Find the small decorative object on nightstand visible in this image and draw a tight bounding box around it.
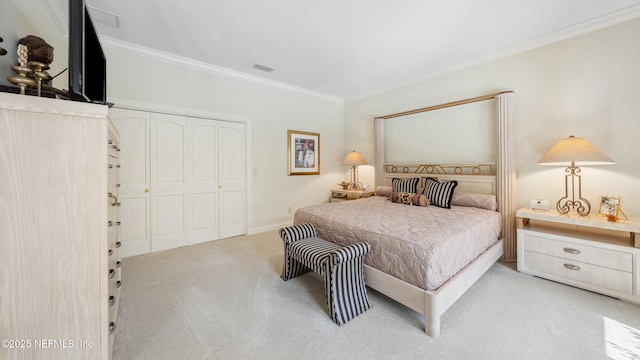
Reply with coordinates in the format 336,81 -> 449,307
331,189 -> 374,203
338,181 -> 350,190
516,207 -> 640,305
597,195 -> 628,222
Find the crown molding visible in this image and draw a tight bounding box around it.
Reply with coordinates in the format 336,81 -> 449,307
346,4 -> 640,103
40,0 -> 640,105
108,97 -> 250,124
41,0 -> 67,36
100,37 -> 343,104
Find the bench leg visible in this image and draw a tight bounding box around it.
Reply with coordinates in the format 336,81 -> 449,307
324,257 -> 371,325
281,245 -> 312,281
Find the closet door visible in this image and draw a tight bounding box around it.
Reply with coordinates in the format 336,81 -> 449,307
110,108 -> 151,257
150,113 -> 188,252
219,121 -> 246,238
187,118 -> 220,244
112,108 -> 246,256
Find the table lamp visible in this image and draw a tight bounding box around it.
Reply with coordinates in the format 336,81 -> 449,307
537,135 -> 614,216
343,150 -> 367,190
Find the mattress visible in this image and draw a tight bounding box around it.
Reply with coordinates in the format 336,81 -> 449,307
294,196 -> 502,291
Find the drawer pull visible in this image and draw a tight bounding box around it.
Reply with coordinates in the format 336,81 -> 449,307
116,261 -> 121,268
109,269 -> 115,279
564,263 -> 581,271
109,295 -> 115,307
108,249 -> 113,256
108,164 -> 113,169
563,248 -> 580,255
116,221 -> 121,226
108,139 -> 113,145
108,221 -> 113,227
116,280 -> 122,288
109,322 -> 116,334
115,241 -> 121,248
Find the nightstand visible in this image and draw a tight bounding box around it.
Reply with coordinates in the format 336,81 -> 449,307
516,207 -> 640,304
330,189 -> 375,203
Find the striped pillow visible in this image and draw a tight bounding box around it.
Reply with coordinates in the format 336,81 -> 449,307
391,177 -> 419,193
423,177 -> 458,208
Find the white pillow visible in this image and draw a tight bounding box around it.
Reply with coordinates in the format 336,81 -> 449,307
451,190 -> 497,211
375,185 -> 392,197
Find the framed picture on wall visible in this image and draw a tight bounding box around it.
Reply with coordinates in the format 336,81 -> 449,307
288,130 -> 320,175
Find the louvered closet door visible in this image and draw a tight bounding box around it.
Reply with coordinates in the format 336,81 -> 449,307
110,108 -> 151,257
187,118 -> 220,244
150,113 -> 188,252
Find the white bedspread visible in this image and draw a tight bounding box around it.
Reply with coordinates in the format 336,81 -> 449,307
294,196 -> 502,291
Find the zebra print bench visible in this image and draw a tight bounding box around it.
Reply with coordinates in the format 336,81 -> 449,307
280,223 -> 371,325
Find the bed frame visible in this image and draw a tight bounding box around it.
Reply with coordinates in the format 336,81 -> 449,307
364,163 -> 504,336
365,91 -> 515,336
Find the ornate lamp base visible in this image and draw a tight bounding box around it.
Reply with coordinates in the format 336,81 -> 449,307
556,162 -> 591,216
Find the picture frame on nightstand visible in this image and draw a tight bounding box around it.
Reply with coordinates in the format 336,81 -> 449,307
598,195 -> 626,221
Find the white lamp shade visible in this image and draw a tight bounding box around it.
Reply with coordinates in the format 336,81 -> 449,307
537,136 -> 615,166
342,151 -> 367,166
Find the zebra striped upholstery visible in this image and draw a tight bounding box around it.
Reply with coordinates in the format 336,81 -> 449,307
280,223 -> 372,325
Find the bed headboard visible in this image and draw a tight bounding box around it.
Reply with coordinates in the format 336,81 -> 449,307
374,92 -> 516,261
383,163 -> 496,195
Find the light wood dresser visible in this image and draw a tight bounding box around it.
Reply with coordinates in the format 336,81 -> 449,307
0,92 -> 121,359
516,207 -> 640,305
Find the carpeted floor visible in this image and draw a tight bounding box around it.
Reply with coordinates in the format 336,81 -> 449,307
113,230 -> 640,360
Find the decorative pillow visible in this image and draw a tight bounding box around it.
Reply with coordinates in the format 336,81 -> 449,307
451,190 -> 498,211
391,177 -> 419,193
375,185 -> 393,197
422,177 -> 458,209
388,192 -> 429,207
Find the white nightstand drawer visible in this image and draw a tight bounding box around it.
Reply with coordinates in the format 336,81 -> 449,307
523,232 -> 633,272
523,251 -> 633,295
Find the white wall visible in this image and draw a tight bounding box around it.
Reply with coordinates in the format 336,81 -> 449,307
345,18 -> 640,218
1,1 -> 345,234
5,3 -> 638,225
103,46 -> 345,233
1,1 -> 68,90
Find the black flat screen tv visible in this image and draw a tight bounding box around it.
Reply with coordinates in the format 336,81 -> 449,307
68,0 -> 109,106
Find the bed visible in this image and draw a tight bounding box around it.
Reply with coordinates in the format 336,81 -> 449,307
292,91 -> 516,336
294,165 -> 504,336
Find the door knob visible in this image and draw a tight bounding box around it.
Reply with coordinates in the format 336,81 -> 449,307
145,189 -> 150,192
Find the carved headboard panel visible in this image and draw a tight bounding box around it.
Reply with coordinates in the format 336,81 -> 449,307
383,163 -> 496,195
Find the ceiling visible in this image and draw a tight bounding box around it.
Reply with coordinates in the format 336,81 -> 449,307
48,0 -> 640,101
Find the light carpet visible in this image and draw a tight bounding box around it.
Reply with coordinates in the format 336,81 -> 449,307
113,230 -> 640,360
